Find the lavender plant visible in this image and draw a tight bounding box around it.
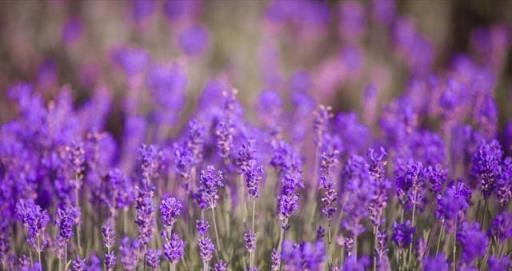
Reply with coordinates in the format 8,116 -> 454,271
1,1 -> 511,271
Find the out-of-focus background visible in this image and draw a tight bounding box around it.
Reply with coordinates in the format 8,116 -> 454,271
0,0 -> 511,133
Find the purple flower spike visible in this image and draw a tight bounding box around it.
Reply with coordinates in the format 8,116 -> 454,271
214,260 -> 228,271
194,166 -> 224,209
160,196 -> 183,228
178,25 -> 209,55
105,251 -> 116,270
164,233 -> 185,263
198,236 -> 215,263
135,188 -> 155,246
392,220 -> 415,248
313,105 -> 332,146
471,139 -> 503,198
70,257 -> 86,271
196,219 -> 210,237
489,211 -> 512,241
145,249 -> 161,269
244,231 -> 256,252
488,256 -> 511,271
15,199 -> 50,252
101,219 -> 116,249
457,221 -> 488,264
55,205 -> 80,242
120,238 -> 140,271
245,160 -> 264,199
423,253 -> 449,271
271,248 -> 281,271
436,181 -> 472,232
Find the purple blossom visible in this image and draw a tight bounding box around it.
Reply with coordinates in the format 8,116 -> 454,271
163,233 -> 185,263
112,47 -> 149,76
178,25 -> 209,55
55,205 -> 80,242
489,211 -> 512,241
196,219 -> 210,237
457,221 -> 488,264
15,199 -> 49,252
160,196 -> 183,228
214,260 -> 228,271
70,257 -> 86,271
313,105 -> 332,146
120,238 -> 140,271
244,231 -> 256,252
341,256 -> 370,271
392,220 -> 415,248
194,165 -> 224,209
135,188 -> 155,246
281,240 -> 326,271
144,249 -> 161,269
488,256 -> 511,271
471,139 -> 503,198
198,236 -> 215,263
422,253 -> 449,271
271,248 -> 280,271
105,251 -> 116,270
244,160 -> 264,199
394,159 -> 426,210
101,219 -> 116,249
436,181 -> 472,232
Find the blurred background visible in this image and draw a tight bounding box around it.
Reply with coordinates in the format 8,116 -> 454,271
0,0 -> 511,138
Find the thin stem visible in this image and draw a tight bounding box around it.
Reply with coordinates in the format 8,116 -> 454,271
436,224 -> 445,255
75,187 -> 82,256
452,225 -> 457,271
211,207 -> 222,255
240,174 -> 248,225
373,226 -> 378,271
250,199 -> 256,267
171,262 -> 176,271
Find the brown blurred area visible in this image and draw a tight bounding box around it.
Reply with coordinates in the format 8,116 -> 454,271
0,0 -> 511,124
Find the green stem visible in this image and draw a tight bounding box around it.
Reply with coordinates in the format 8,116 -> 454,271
211,207 -> 222,256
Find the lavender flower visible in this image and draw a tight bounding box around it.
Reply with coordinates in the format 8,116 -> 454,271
436,181 -> 472,232
341,256 -> 370,271
281,240 -> 326,271
271,248 -> 281,271
101,219 -> 116,249
196,219 -> 210,237
160,196 -> 183,228
144,249 -> 161,269
178,25 -> 209,55
198,236 -> 215,264
471,139 -> 502,198
120,238 -> 140,271
104,251 -> 116,270
488,256 -> 511,271
163,233 -> 185,263
457,221 -> 488,264
70,257 -> 86,271
214,260 -> 228,271
15,199 -> 49,252
194,166 -> 224,209
313,105 -> 332,145
392,220 -> 415,248
489,211 -> 512,241
244,231 -> 256,252
135,188 -> 155,246
395,159 -> 426,210
422,253 -> 449,271
55,205 -> 80,243
244,160 -> 264,199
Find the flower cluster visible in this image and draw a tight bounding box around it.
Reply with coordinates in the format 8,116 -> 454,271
1,0 -> 511,270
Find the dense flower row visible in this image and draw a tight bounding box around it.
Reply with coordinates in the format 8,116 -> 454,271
1,0 -> 511,271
